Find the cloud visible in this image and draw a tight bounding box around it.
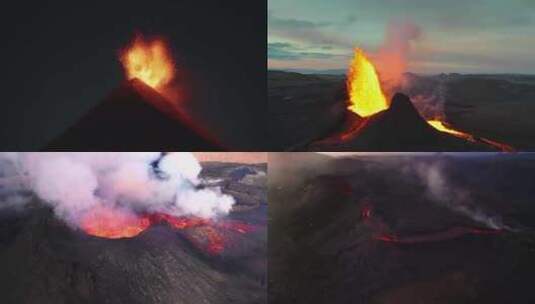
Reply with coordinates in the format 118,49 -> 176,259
268,42 -> 338,61
268,12 -> 354,49
268,14 -> 332,30
268,0 -> 535,73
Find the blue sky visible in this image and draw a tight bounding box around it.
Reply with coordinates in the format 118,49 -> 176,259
268,0 -> 535,74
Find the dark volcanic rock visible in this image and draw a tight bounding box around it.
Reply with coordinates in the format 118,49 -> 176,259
309,93 -> 494,151
0,163 -> 267,304
269,153 -> 535,304
268,71 -> 347,150
0,210 -> 264,304
270,71 -> 534,151
201,162 -> 267,211
46,79 -> 222,151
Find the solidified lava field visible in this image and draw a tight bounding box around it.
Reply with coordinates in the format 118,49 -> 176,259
0,162 -> 267,304
269,152 -> 535,304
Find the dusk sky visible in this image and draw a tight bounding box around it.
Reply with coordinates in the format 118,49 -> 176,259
268,0 -> 535,74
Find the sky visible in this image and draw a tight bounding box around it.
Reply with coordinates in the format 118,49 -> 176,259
268,0 -> 535,74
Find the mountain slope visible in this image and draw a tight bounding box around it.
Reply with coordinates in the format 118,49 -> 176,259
46,79 -> 221,150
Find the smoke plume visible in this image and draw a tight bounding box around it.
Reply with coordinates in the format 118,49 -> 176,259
0,152 -> 234,228
410,159 -> 505,230
408,76 -> 447,120
371,21 -> 448,120
374,20 -> 422,97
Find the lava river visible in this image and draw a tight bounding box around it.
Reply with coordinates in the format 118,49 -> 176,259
374,226 -> 503,244
358,204 -> 505,245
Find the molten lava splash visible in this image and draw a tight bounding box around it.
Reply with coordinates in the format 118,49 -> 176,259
343,47 -> 515,151
80,207 -> 151,239
347,48 -> 389,117
81,209 -> 255,255
120,34 -> 175,91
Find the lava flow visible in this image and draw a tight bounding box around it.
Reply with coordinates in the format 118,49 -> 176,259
80,207 -> 255,255
375,226 -> 503,244
428,120 -> 514,151
427,120 -> 471,138
119,34 -> 175,91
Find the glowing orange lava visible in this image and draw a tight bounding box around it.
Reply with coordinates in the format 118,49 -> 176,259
119,34 -> 175,91
80,207 -> 151,239
427,120 -> 514,151
149,213 -> 208,229
427,120 -> 471,139
347,48 -> 389,117
479,137 -> 515,152
345,47 -> 513,151
80,209 -> 255,255
219,220 -> 256,234
375,227 -> 503,244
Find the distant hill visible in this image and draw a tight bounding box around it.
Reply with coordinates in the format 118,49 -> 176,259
269,68 -> 346,75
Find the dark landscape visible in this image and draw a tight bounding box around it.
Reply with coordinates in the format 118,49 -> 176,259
269,152 -> 535,304
0,1 -> 267,150
269,71 -> 535,151
0,161 -> 267,304
46,79 -> 222,151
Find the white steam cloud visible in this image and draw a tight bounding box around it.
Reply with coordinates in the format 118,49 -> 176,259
0,152 -> 234,227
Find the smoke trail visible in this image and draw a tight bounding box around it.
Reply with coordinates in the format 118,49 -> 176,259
411,159 -> 505,230
0,152 -> 234,228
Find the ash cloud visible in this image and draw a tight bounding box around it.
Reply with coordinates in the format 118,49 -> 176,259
0,152 -> 234,228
